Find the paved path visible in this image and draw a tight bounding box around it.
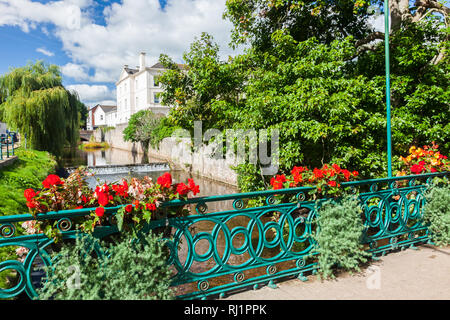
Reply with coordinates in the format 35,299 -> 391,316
224,245 -> 450,300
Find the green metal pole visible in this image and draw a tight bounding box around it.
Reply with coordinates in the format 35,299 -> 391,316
385,0 -> 392,178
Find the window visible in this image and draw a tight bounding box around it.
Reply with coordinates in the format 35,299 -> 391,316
136,97 -> 139,107
100,115 -> 104,121
125,99 -> 127,109
154,92 -> 161,104
153,75 -> 160,87
136,79 -> 138,89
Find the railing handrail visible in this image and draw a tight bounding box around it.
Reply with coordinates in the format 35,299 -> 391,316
0,171 -> 447,225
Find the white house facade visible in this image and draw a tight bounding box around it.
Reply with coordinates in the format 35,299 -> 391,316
114,52 -> 171,126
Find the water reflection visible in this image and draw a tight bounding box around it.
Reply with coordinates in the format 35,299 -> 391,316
61,147 -> 161,168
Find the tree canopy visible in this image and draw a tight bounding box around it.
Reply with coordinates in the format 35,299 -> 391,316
0,61 -> 82,157
153,1 -> 450,191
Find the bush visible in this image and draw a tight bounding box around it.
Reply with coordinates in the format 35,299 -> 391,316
37,232 -> 174,300
313,196 -> 370,279
423,183 -> 450,246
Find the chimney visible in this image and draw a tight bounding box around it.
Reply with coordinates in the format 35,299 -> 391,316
139,52 -> 146,71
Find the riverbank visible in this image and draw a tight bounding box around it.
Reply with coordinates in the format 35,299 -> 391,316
0,148 -> 57,217
0,148 -> 56,293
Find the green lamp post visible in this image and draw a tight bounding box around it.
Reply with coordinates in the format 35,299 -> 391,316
385,0 -> 392,177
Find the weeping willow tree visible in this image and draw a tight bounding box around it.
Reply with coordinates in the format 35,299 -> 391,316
0,61 -> 80,156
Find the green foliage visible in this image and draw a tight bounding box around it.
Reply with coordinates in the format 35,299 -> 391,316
313,197 -> 370,279
224,0 -> 374,50
423,182 -> 450,246
0,61 -> 81,156
157,14 -> 448,192
123,109 -> 177,149
37,232 -> 174,300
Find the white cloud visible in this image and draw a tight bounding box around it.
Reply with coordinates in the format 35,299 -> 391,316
36,47 -> 54,57
61,63 -> 90,81
66,84 -> 115,104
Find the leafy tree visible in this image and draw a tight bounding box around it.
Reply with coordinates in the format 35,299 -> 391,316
0,61 -> 81,156
157,1 -> 449,192
123,109 -> 167,151
159,33 -> 248,134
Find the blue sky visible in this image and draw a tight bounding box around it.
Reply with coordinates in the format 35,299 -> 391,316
0,0 -> 447,107
0,0 -> 236,106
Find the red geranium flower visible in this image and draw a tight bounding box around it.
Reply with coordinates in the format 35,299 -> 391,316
157,172 -> 172,188
24,189 -> 36,202
188,179 -> 200,195
26,201 -> 37,209
125,204 -> 133,213
97,192 -> 109,206
95,207 -> 105,217
327,180 -> 337,187
176,183 -> 190,196
42,174 -> 63,189
146,202 -> 157,211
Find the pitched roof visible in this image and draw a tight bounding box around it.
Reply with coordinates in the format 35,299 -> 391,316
99,105 -> 117,113
124,67 -> 139,75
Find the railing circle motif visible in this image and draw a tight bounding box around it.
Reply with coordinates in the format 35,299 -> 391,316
234,272 -> 245,283
196,202 -> 208,214
296,192 -> 306,202
198,280 -> 209,292
265,195 -> 276,206
296,258 -> 306,268
0,223 -> 15,238
232,199 -> 245,210
266,265 -> 277,275
57,218 -> 72,232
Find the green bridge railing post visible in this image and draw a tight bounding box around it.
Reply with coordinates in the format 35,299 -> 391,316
384,0 -> 393,178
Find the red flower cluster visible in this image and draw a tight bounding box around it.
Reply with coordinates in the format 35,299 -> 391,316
157,172 -> 172,188
270,163 -> 359,195
270,174 -> 287,190
176,178 -> 200,196
398,143 -> 449,175
23,171 -> 202,238
95,184 -> 112,207
146,202 -> 157,211
42,174 -> 63,189
112,180 -> 129,198
24,188 -> 38,209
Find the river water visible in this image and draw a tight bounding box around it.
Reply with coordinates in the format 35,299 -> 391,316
60,147 -> 239,202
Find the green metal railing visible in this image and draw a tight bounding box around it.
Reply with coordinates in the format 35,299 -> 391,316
0,131 -> 17,160
0,171 -> 447,300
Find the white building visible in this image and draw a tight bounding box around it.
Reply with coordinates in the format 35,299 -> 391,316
87,104 -> 117,130
114,52 -> 172,125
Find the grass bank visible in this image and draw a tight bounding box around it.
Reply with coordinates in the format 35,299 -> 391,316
0,148 -> 56,296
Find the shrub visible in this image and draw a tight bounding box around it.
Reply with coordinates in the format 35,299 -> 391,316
37,232 -> 174,300
313,196 -> 370,279
423,183 -> 450,246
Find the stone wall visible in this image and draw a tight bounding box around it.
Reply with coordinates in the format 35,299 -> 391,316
93,126 -> 238,186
